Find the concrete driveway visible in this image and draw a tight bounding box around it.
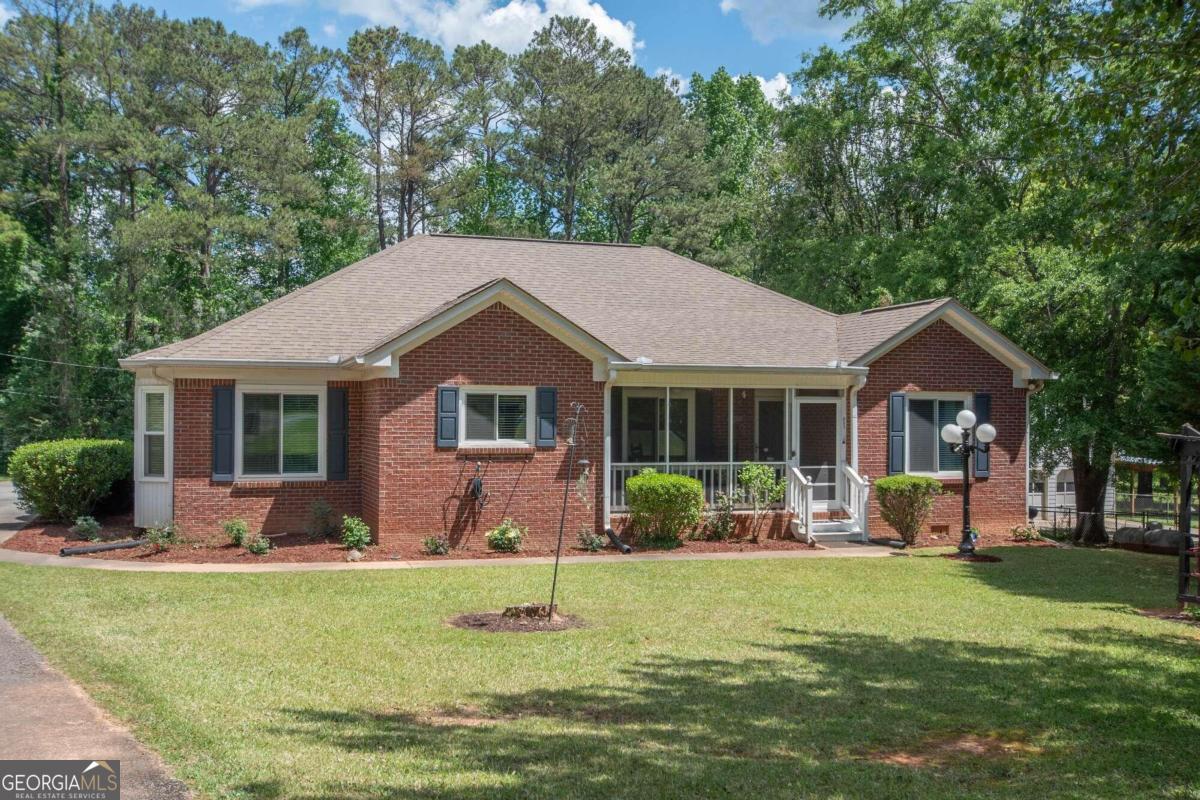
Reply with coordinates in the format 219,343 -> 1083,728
0,479 -> 33,544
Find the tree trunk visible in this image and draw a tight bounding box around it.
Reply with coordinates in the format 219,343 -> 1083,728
1071,450 -> 1111,544
373,144 -> 386,250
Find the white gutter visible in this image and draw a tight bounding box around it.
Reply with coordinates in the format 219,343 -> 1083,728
608,361 -> 870,376
119,357 -> 347,371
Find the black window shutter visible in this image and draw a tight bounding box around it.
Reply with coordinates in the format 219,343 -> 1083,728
536,387 -> 557,447
327,387 -> 349,480
974,392 -> 991,478
888,392 -> 906,475
436,386 -> 458,447
212,385 -> 234,481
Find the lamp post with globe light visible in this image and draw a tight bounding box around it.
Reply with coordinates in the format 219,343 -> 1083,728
940,409 -> 997,557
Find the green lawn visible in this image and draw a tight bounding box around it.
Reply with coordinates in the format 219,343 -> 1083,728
0,549 -> 1197,799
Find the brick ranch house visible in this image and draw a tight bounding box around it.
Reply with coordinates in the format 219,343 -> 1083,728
120,234 -> 1054,549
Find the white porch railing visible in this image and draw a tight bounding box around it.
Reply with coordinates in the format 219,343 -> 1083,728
787,465 -> 814,541
843,464 -> 870,540
609,461 -> 786,510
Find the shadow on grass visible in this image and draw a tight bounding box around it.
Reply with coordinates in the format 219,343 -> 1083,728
263,625 -> 1200,800
946,546 -> 1182,607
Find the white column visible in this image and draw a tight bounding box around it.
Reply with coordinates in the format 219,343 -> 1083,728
728,387 -> 735,492
603,379 -> 612,529
664,386 -> 671,469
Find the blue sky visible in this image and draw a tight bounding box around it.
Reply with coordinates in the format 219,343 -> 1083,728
0,0 -> 854,101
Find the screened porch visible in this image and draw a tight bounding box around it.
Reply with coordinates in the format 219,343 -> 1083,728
607,386 -> 850,512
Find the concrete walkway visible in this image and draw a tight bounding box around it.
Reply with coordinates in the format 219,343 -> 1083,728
0,616 -> 190,799
0,540 -> 894,573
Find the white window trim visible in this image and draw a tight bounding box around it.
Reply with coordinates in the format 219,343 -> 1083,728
905,392 -> 973,478
620,388 -> 696,462
235,384 -> 326,481
458,386 -> 535,449
135,385 -> 172,483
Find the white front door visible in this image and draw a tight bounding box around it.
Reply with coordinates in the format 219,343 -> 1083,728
792,397 -> 843,508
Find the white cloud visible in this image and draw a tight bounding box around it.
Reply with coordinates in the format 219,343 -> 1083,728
755,72 -> 791,107
719,0 -> 849,44
0,4 -> 13,25
322,22 -> 338,37
239,0 -> 641,57
654,67 -> 689,97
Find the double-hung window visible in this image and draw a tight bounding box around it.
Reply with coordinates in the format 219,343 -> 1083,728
139,388 -> 168,479
906,396 -> 968,475
460,387 -> 533,446
238,387 -> 324,478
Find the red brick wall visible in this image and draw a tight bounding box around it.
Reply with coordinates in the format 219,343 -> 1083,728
362,303 -> 604,550
858,320 -> 1027,546
171,378 -> 362,539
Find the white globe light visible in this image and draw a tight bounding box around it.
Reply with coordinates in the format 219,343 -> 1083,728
956,409 -> 977,429
940,424 -> 963,444
975,423 -> 997,443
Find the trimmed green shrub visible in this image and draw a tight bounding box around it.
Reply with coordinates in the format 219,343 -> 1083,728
223,518 -> 249,547
485,518 -> 525,552
245,534 -> 271,556
9,439 -> 133,522
71,515 -> 103,542
305,499 -> 338,540
144,521 -> 179,552
874,475 -> 943,545
625,469 -> 704,544
341,515 -> 371,550
422,535 -> 450,555
577,527 -> 605,552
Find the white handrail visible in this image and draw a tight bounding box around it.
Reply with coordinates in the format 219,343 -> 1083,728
788,465 -> 814,543
842,464 -> 870,540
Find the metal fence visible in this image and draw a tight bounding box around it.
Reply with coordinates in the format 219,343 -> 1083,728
1028,505 -> 1178,542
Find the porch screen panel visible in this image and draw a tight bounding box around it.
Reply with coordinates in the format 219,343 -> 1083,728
936,400 -> 965,472
907,400 -> 936,473
668,397 -> 688,460
625,395 -> 659,462
243,393 -> 281,475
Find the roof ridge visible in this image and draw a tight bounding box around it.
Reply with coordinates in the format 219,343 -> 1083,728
138,238 -> 420,359
645,246 -> 839,319
429,232 -> 640,248
850,297 -> 950,316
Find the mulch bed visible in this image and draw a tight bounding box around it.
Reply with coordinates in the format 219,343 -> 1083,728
940,553 -> 1004,563
1137,608 -> 1200,629
447,611 -> 586,633
2,516 -> 816,564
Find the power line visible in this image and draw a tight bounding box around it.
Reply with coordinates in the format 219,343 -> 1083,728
0,387 -> 130,405
0,352 -> 125,372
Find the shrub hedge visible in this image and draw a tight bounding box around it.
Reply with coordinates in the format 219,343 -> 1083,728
8,439 -> 133,522
625,469 -> 705,543
873,474 -> 942,545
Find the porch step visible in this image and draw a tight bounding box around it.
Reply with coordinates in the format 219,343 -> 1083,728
790,517 -> 864,543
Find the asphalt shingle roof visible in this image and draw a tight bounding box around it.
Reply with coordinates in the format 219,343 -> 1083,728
126,235 -> 957,369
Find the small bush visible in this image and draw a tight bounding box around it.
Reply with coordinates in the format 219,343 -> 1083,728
704,491 -> 736,541
738,463 -> 786,542
1011,524 -> 1041,542
625,469 -> 704,544
341,515 -> 372,550
577,527 -> 605,552
144,522 -> 179,553
486,518 -> 525,552
71,515 -> 103,542
305,499 -> 338,540
9,439 -> 133,522
222,518 -> 249,547
245,534 -> 271,556
422,535 -> 450,555
874,475 -> 942,545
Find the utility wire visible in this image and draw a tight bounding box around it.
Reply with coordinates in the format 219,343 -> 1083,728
0,387 -> 130,404
0,352 -> 125,372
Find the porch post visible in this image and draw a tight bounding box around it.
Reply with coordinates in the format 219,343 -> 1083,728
664,386 -> 671,470
785,387 -> 794,464
603,379 -> 612,528
728,387 -> 735,494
